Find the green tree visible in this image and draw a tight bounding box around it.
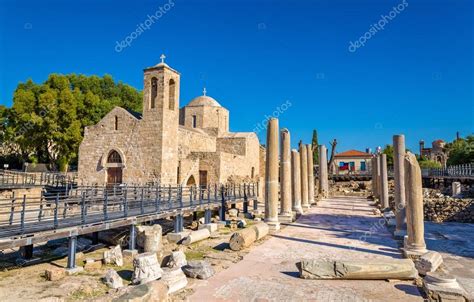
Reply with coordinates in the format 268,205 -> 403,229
382,144 -> 394,168
446,135 -> 474,165
6,74 -> 142,171
419,159 -> 442,169
312,129 -> 319,163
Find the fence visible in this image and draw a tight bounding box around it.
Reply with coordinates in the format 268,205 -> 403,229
0,183 -> 256,239
0,169 -> 77,188
423,163 -> 474,178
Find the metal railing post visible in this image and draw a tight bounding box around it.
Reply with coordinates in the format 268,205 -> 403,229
220,185 -> 226,221
104,190 -> 109,221
140,187 -> 144,215
38,190 -> 44,222
155,185 -> 160,212
168,185 -> 172,210
20,195 -> 26,233
81,192 -> 86,224
8,192 -> 16,225
54,193 -> 59,228
123,186 -> 128,217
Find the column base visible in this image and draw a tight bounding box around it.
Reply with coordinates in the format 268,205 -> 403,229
292,206 -> 303,215
302,204 -> 311,210
423,272 -> 469,302
266,221 -> 280,232
65,266 -> 84,275
278,213 -> 293,223
403,244 -> 428,260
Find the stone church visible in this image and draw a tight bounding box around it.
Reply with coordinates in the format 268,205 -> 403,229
78,57 -> 261,186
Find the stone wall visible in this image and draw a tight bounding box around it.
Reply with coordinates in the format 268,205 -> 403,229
178,127 -> 216,158
78,107 -> 146,185
216,137 -> 246,156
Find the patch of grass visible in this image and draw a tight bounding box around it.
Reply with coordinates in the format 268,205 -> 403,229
68,286 -> 107,301
184,250 -> 205,261
218,227 -> 232,234
68,285 -> 107,301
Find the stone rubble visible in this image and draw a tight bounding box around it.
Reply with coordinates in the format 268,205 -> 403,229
103,245 -> 124,267
103,269 -> 124,289
166,251 -> 187,269
44,267 -> 65,281
182,260 -> 215,280
137,225 -> 163,253
132,252 -> 163,285
415,251 -> 443,276
160,267 -> 188,294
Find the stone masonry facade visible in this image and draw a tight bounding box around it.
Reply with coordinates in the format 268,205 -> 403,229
78,59 -> 260,186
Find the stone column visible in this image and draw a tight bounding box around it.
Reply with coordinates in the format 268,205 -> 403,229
265,118 -> 280,231
318,145 -> 329,197
380,154 -> 389,210
371,156 -> 378,199
404,152 -> 427,258
393,134 -> 407,238
452,182 -> 461,197
306,144 -> 315,205
291,149 -> 303,214
376,154 -> 382,199
279,128 -> 292,222
300,142 -> 309,209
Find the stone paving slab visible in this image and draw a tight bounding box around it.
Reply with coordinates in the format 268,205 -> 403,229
424,221 -> 474,300
189,196 -> 423,301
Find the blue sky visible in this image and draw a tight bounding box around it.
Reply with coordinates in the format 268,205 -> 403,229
0,0 -> 472,153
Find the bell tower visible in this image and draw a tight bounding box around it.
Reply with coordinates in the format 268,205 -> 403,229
141,55 -> 180,184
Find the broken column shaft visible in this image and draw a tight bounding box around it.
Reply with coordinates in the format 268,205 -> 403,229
404,152 -> 427,258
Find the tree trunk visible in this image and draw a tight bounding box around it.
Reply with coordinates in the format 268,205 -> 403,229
328,139 -> 337,174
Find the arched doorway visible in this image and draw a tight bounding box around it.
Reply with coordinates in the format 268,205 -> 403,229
107,150 -> 123,186
186,175 -> 196,186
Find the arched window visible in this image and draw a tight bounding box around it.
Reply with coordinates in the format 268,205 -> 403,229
251,167 -> 255,178
107,150 -> 122,163
169,79 -> 175,110
151,77 -> 158,109
186,175 -> 196,186
192,115 -> 197,128
114,116 -> 118,131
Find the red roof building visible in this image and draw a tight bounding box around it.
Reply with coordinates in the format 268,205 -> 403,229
333,149 -> 372,174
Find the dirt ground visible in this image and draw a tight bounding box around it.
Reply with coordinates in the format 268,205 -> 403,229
0,216 -> 269,301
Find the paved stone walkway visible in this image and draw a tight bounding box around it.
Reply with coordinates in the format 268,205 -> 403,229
190,196 -> 423,301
